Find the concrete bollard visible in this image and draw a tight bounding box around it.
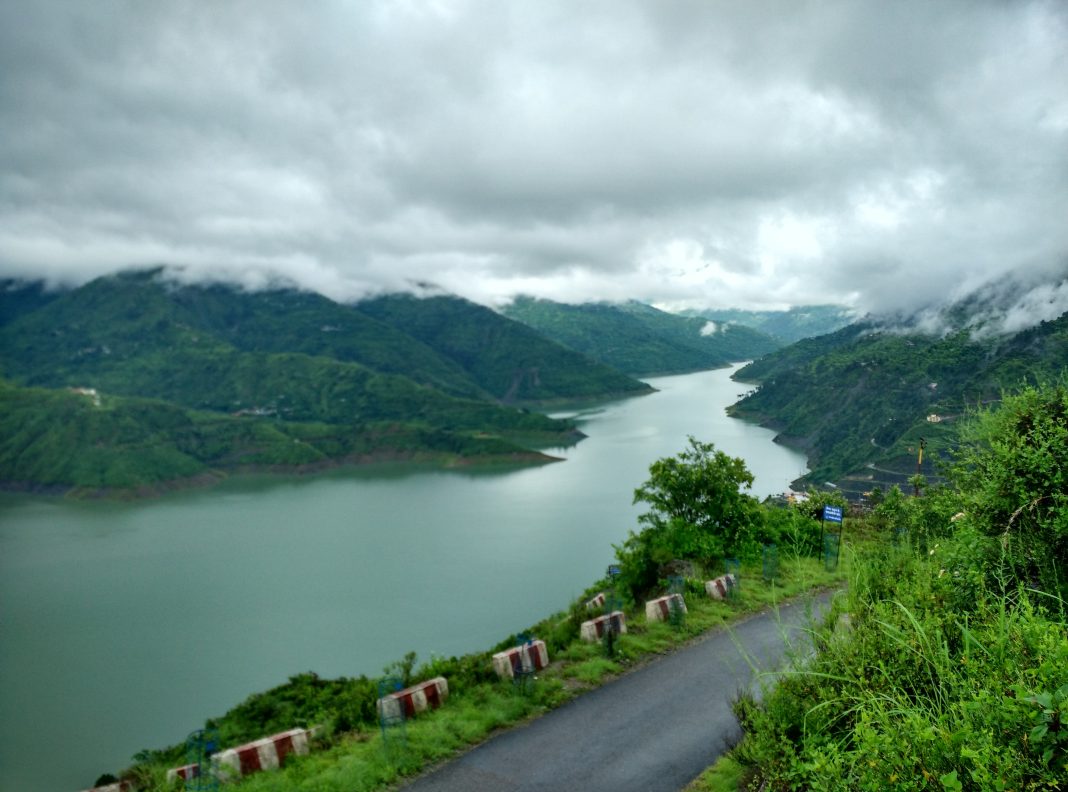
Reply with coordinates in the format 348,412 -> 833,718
705,573 -> 738,600
165,763 -> 200,783
211,727 -> 312,783
493,639 -> 550,680
645,593 -> 687,622
375,676 -> 449,722
580,611 -> 627,642
585,591 -> 606,610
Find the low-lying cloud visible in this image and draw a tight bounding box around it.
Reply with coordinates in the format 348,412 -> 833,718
1,1 -> 1065,322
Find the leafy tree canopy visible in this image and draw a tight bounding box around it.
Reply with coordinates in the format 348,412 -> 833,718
633,436 -> 757,538
615,437 -> 760,598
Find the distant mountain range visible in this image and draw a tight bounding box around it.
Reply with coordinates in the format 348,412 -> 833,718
681,305 -> 856,344
0,271 -> 657,494
500,297 -> 781,375
5,268 -> 921,497
730,305 -> 1068,495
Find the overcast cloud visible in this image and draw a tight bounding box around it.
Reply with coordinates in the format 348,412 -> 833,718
1,0 -> 1066,318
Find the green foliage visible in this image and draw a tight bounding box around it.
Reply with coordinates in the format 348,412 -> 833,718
792,487 -> 848,522
736,553 -> 1068,790
615,437 -> 761,599
950,381 -> 1068,594
381,651 -> 418,688
729,381 -> 1068,790
0,278 -> 60,326
761,505 -> 822,559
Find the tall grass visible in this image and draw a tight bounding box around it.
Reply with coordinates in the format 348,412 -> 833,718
733,538 -> 1068,790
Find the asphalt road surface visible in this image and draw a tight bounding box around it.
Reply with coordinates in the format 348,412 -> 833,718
401,591 -> 833,792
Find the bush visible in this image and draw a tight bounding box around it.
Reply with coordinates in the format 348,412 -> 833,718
951,382 -> 1068,595
737,549 -> 1068,789
732,384 -> 1068,789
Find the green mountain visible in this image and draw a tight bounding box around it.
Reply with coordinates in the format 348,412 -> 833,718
0,278 -> 62,327
683,305 -> 855,343
356,293 -> 653,401
500,297 -> 781,375
0,270 -> 659,493
2,271 -> 486,400
730,312 -> 1068,493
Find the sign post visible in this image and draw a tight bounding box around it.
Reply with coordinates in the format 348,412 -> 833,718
822,504 -> 844,569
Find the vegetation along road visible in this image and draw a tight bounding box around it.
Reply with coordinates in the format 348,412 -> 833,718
402,591 -> 833,792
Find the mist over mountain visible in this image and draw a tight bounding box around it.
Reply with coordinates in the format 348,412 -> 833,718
731,299 -> 1068,493
874,271 -> 1068,339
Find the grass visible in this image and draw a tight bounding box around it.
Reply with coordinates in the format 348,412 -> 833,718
684,754 -> 749,792
712,528 -> 1068,790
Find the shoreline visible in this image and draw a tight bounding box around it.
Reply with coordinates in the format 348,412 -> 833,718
0,448 -> 564,502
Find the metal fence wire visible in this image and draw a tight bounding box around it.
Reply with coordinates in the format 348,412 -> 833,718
762,543 -> 779,582
823,532 -> 841,570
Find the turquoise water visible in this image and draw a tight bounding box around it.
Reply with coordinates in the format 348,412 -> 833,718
0,365 -> 806,792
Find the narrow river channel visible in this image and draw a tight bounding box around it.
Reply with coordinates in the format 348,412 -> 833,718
0,364 -> 806,792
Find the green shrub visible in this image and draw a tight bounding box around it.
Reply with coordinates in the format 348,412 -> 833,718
615,437 -> 766,600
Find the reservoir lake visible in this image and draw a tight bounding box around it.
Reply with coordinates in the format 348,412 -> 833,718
0,365 -> 807,792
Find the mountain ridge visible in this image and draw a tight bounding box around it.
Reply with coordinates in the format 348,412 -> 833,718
729,308 -> 1068,494
500,296 -> 781,375
0,270 -> 651,494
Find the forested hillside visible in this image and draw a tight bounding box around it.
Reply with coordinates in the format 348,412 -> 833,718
357,293 -> 651,401
730,312 -> 1068,490
501,296 -> 780,375
0,270 -> 654,494
0,380 -> 550,493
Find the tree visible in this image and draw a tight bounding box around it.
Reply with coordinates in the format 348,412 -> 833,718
615,437 -> 759,598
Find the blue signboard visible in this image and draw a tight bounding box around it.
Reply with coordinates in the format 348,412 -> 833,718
823,505 -> 843,523
606,564 -> 622,578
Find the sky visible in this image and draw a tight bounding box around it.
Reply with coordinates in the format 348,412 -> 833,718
1,0 -> 1066,320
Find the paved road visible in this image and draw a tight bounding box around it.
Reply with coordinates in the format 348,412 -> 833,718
401,592 -> 833,792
